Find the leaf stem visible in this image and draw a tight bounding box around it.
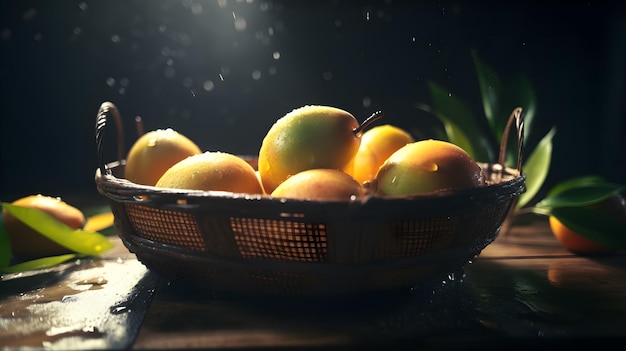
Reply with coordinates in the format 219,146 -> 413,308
514,206 -> 551,217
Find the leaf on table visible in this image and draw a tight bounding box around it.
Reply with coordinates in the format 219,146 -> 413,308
1,254 -> 77,274
536,182 -> 626,209
516,127 -> 556,208
550,207 -> 626,249
1,203 -> 114,256
84,211 -> 115,233
546,175 -> 606,198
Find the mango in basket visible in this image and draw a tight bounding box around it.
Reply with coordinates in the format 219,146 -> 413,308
271,168 -> 364,201
258,105 -> 380,194
125,128 -> 201,186
155,151 -> 264,194
350,124 -> 414,184
2,194 -> 85,258
375,139 -> 485,196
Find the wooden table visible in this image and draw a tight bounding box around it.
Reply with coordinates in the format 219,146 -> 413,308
2,218 -> 625,349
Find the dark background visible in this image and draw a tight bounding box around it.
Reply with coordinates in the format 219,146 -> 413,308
1,0 -> 625,205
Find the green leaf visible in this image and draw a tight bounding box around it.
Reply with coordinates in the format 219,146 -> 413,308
0,219 -> 11,270
497,75 -> 537,165
536,183 -> 626,209
427,81 -> 492,162
516,127 -> 556,208
496,74 -> 537,145
550,207 -> 626,249
441,120 -> 476,159
472,50 -> 502,131
1,254 -> 78,274
546,175 -> 606,198
1,203 -> 114,256
472,51 -> 537,162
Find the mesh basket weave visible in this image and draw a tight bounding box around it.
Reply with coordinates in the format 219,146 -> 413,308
94,102 -> 526,297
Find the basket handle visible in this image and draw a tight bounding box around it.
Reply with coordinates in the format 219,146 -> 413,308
95,101 -> 125,175
498,107 -> 525,174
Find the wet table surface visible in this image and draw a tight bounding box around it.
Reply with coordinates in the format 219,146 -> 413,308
1,217 -> 625,350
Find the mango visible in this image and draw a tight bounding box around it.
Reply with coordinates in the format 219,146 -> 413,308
350,124 -> 414,184
155,151 -> 264,195
125,128 -> 201,186
258,105 -> 362,194
271,169 -> 364,201
375,139 -> 485,196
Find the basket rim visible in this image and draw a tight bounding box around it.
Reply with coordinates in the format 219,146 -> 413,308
95,160 -> 525,206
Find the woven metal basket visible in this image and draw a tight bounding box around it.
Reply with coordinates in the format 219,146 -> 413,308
94,102 -> 526,297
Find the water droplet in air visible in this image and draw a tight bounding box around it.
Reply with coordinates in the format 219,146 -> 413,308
164,67 -> 176,78
1,29 -> 11,41
362,97 -> 371,108
234,17 -> 247,31
22,8 -> 37,21
190,3 -> 203,14
203,80 -> 215,91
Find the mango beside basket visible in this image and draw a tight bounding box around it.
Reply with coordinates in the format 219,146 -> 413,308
94,102 -> 526,297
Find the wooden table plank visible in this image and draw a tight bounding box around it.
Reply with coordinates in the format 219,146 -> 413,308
0,238 -> 161,350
